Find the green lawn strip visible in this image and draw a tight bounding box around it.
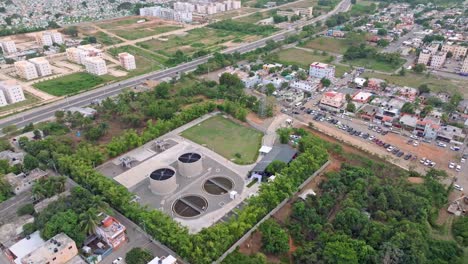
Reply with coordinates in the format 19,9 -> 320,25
181,115 -> 263,165
345,57 -> 403,73
0,92 -> 40,113
33,72 -> 112,96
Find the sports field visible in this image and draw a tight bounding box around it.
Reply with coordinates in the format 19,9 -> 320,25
181,115 -> 263,165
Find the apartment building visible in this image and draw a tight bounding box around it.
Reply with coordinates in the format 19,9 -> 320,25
118,52 -> 136,70
309,62 -> 335,79
0,80 -> 26,104
430,51 -> 446,68
417,49 -> 431,65
320,91 -> 346,111
96,215 -> 127,249
1,40 -> 17,54
426,42 -> 440,55
29,57 -> 52,77
35,31 -> 64,46
84,57 -> 107,76
441,43 -> 467,59
66,45 -> 103,64
14,61 -> 38,80
0,90 -> 8,107
20,233 -> 78,264
140,6 -> 192,23
461,56 -> 468,75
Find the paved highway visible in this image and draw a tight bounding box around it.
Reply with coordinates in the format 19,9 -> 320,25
0,0 -> 350,129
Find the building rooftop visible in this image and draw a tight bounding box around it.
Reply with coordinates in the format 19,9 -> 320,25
310,62 -> 334,69
21,233 -> 76,264
252,144 -> 297,173
8,231 -> 46,264
29,57 -> 49,63
98,216 -> 126,239
148,255 -> 177,264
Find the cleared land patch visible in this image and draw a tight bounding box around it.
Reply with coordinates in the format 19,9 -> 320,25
181,115 -> 262,164
301,37 -> 350,54
108,45 -> 166,76
97,17 -> 182,40
33,72 -> 112,96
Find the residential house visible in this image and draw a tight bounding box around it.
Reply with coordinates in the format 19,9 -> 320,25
320,91 -> 345,112
95,215 -> 127,249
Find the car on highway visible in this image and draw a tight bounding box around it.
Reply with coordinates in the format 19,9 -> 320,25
454,184 -> 463,191
437,142 -> 447,148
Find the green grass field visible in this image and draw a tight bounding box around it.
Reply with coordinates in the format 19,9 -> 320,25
236,11 -> 273,23
361,72 -> 466,96
108,45 -> 166,76
301,37 -> 350,54
111,26 -> 182,40
181,115 -> 263,164
346,57 -> 404,73
276,48 -> 351,77
0,92 -> 39,113
93,31 -> 123,45
97,17 -> 143,29
33,72 -> 112,96
137,27 -> 248,58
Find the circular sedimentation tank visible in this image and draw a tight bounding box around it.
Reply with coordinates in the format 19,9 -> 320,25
149,167 -> 177,195
177,152 -> 203,178
172,195 -> 208,218
203,176 -> 234,195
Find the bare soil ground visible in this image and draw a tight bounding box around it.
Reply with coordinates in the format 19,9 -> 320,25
408,177 -> 425,184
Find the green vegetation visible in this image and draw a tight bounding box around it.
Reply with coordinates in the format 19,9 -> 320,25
343,44 -> 405,72
32,176 -> 67,201
97,17 -> 143,29
300,37 -> 352,54
92,31 -> 123,45
112,26 -> 182,40
181,115 -> 262,164
259,219 -> 290,254
17,203 -> 35,216
275,48 -> 351,76
33,72 -> 111,96
236,11 -> 272,23
453,215 -> 468,246
208,19 -> 277,36
108,45 -> 165,76
0,92 -> 40,113
361,72 -> 466,96
125,248 -> 154,264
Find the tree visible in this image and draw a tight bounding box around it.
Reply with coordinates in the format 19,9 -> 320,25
23,154 -> 39,171
125,248 -> 154,264
297,70 -> 308,80
446,51 -> 453,58
418,84 -> 430,95
17,203 -> 35,216
377,39 -> 389,47
453,217 -> 468,246
265,83 -> 275,96
22,123 -> 34,133
219,73 -> 244,88
321,78 -> 331,87
80,208 -> 99,235
401,102 -> 415,114
259,219 -> 289,254
377,29 -> 387,36
351,0 -> 356,4
62,26 -> 78,37
265,160 -> 287,175
345,94 -> 352,102
398,68 -> 405,76
277,128 -> 291,144
33,129 -> 42,140
413,63 -> 426,73
346,102 -> 356,113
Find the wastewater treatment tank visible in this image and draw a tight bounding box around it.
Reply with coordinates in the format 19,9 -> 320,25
149,167 -> 177,195
177,152 -> 203,178
172,195 -> 208,218
203,176 -> 234,195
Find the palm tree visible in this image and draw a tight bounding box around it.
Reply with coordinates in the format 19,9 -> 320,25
90,195 -> 109,213
80,208 -> 100,235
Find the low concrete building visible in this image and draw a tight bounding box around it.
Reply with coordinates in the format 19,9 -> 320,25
0,80 -> 26,104
118,52 -> 136,71
6,168 -> 48,194
20,233 -> 78,264
309,62 -> 335,79
83,57 -> 107,76
320,91 -> 345,112
430,51 -> 446,68
67,107 -> 97,118
14,61 -> 38,80
29,57 -> 52,77
0,150 -> 24,166
352,91 -> 373,103
96,215 -> 127,249
6,231 -> 45,264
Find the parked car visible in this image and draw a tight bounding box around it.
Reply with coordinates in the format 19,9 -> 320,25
387,146 -> 394,152
410,134 -> 418,139
437,142 -> 447,148
397,151 -> 404,157
112,257 -> 123,264
450,146 -> 460,151
404,154 -> 412,160
413,141 -> 419,147
456,165 -> 461,172
449,162 -> 455,169
454,184 -> 463,191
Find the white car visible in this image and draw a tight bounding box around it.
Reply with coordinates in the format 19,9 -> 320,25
112,257 -> 123,264
450,146 -> 460,151
420,157 -> 426,164
454,184 -> 464,191
437,142 -> 447,148
456,165 -> 461,172
413,141 -> 419,147
449,162 -> 455,169
369,135 -> 375,140
430,162 -> 436,167
424,160 -> 431,166
462,158 -> 466,163
410,134 -> 418,139
387,146 -> 394,152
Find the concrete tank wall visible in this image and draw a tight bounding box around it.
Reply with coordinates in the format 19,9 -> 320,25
178,152 -> 203,178
149,166 -> 177,195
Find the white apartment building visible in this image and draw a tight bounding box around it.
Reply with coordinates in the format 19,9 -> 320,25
309,62 -> 335,79
66,45 -> 103,64
14,61 -> 38,80
417,49 -> 431,65
174,2 -> 195,12
0,80 -> 26,104
36,32 -> 53,46
1,40 -> 17,54
29,57 -> 52,76
461,57 -> 468,75
140,6 -> 192,23
430,51 -> 446,68
0,90 -> 8,107
84,57 -> 108,76
427,43 -> 440,55
118,52 -> 136,70
441,43 -> 467,59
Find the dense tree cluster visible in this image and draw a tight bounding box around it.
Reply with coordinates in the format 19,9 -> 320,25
288,164 -> 460,264
208,20 -> 276,36
344,44 -> 404,68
